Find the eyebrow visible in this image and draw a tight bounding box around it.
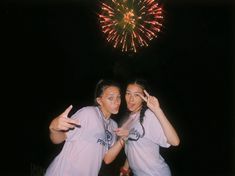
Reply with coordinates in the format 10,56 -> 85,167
126,90 -> 143,94
106,93 -> 121,96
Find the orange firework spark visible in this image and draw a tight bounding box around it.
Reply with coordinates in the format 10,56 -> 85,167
98,0 -> 163,53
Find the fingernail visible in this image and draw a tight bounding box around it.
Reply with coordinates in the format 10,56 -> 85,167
75,124 -> 81,128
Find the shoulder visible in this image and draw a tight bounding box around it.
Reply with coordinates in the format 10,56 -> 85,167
144,109 -> 159,122
144,109 -> 155,117
76,106 -> 97,113
110,119 -> 118,127
72,106 -> 98,118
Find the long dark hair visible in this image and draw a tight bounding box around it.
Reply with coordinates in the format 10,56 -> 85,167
125,78 -> 151,140
94,79 -> 121,106
126,78 -> 150,122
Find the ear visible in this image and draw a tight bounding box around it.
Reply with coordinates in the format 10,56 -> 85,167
96,97 -> 102,106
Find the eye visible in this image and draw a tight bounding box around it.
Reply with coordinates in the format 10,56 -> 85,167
134,93 -> 140,98
108,97 -> 114,101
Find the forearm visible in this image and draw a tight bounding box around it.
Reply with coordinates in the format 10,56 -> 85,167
49,126 -> 67,144
104,138 -> 124,164
120,159 -> 130,176
153,108 -> 180,146
123,159 -> 129,170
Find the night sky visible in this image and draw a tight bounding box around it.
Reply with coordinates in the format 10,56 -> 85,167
1,0 -> 234,175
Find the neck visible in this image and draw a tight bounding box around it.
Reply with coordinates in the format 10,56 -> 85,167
99,106 -> 110,119
130,111 -> 140,115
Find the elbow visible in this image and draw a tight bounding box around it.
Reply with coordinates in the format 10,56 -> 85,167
49,131 -> 66,144
103,157 -> 112,165
51,140 -> 63,144
171,138 -> 180,146
50,136 -> 65,144
103,154 -> 115,164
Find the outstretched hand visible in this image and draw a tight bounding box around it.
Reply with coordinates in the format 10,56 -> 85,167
50,105 -> 80,132
137,90 -> 160,111
114,128 -> 129,138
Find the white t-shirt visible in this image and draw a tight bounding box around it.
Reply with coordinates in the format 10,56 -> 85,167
124,109 -> 171,176
45,106 -> 118,176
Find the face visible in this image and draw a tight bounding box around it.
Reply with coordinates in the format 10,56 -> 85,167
97,86 -> 121,118
125,83 -> 145,113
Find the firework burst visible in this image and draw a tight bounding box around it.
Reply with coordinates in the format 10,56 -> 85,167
98,0 -> 164,53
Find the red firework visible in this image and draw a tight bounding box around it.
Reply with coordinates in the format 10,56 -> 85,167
98,0 -> 164,53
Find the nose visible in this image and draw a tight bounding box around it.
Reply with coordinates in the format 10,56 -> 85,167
114,98 -> 121,106
129,95 -> 134,102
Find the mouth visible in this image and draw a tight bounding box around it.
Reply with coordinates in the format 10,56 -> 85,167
113,107 -> 119,112
128,103 -> 136,109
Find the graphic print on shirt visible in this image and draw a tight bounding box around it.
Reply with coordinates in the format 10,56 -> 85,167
128,123 -> 145,141
105,129 -> 113,149
129,128 -> 141,141
97,129 -> 114,149
96,107 -> 115,150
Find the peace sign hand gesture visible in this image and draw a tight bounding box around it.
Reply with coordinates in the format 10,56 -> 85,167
137,90 -> 160,112
138,90 -> 181,147
50,105 -> 80,132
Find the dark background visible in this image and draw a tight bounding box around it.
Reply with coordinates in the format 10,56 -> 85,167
1,0 -> 234,175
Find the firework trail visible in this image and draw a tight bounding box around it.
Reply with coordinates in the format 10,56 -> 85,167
98,0 -> 163,53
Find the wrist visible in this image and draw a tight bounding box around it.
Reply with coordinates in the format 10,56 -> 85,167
153,106 -> 161,112
153,107 -> 163,116
49,125 -> 61,134
119,139 -> 124,147
121,136 -> 128,142
120,166 -> 130,176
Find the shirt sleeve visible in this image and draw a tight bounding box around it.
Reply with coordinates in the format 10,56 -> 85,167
145,109 -> 170,148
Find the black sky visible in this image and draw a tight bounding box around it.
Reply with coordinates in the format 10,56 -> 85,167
1,0 -> 235,175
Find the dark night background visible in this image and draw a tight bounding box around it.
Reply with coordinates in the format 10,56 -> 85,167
1,0 -> 234,175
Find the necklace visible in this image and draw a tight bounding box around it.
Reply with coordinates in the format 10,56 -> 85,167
97,107 -> 110,129
97,107 -> 113,149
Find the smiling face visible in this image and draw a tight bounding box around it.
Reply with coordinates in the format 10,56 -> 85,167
125,83 -> 145,113
96,86 -> 121,118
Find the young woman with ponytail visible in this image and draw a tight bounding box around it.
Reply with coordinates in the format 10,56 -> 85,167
119,79 -> 180,176
45,79 -> 128,176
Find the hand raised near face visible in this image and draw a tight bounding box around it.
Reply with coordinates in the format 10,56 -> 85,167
137,90 -> 160,111
50,105 -> 80,132
114,128 -> 129,138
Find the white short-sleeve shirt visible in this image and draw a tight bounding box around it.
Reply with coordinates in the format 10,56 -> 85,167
124,109 -> 171,176
45,106 -> 117,176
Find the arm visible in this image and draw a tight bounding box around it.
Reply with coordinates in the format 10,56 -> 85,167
49,127 -> 67,144
103,128 -> 129,164
103,138 -> 125,164
49,105 -> 80,144
120,159 -> 130,176
140,90 -> 180,146
152,107 -> 180,146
